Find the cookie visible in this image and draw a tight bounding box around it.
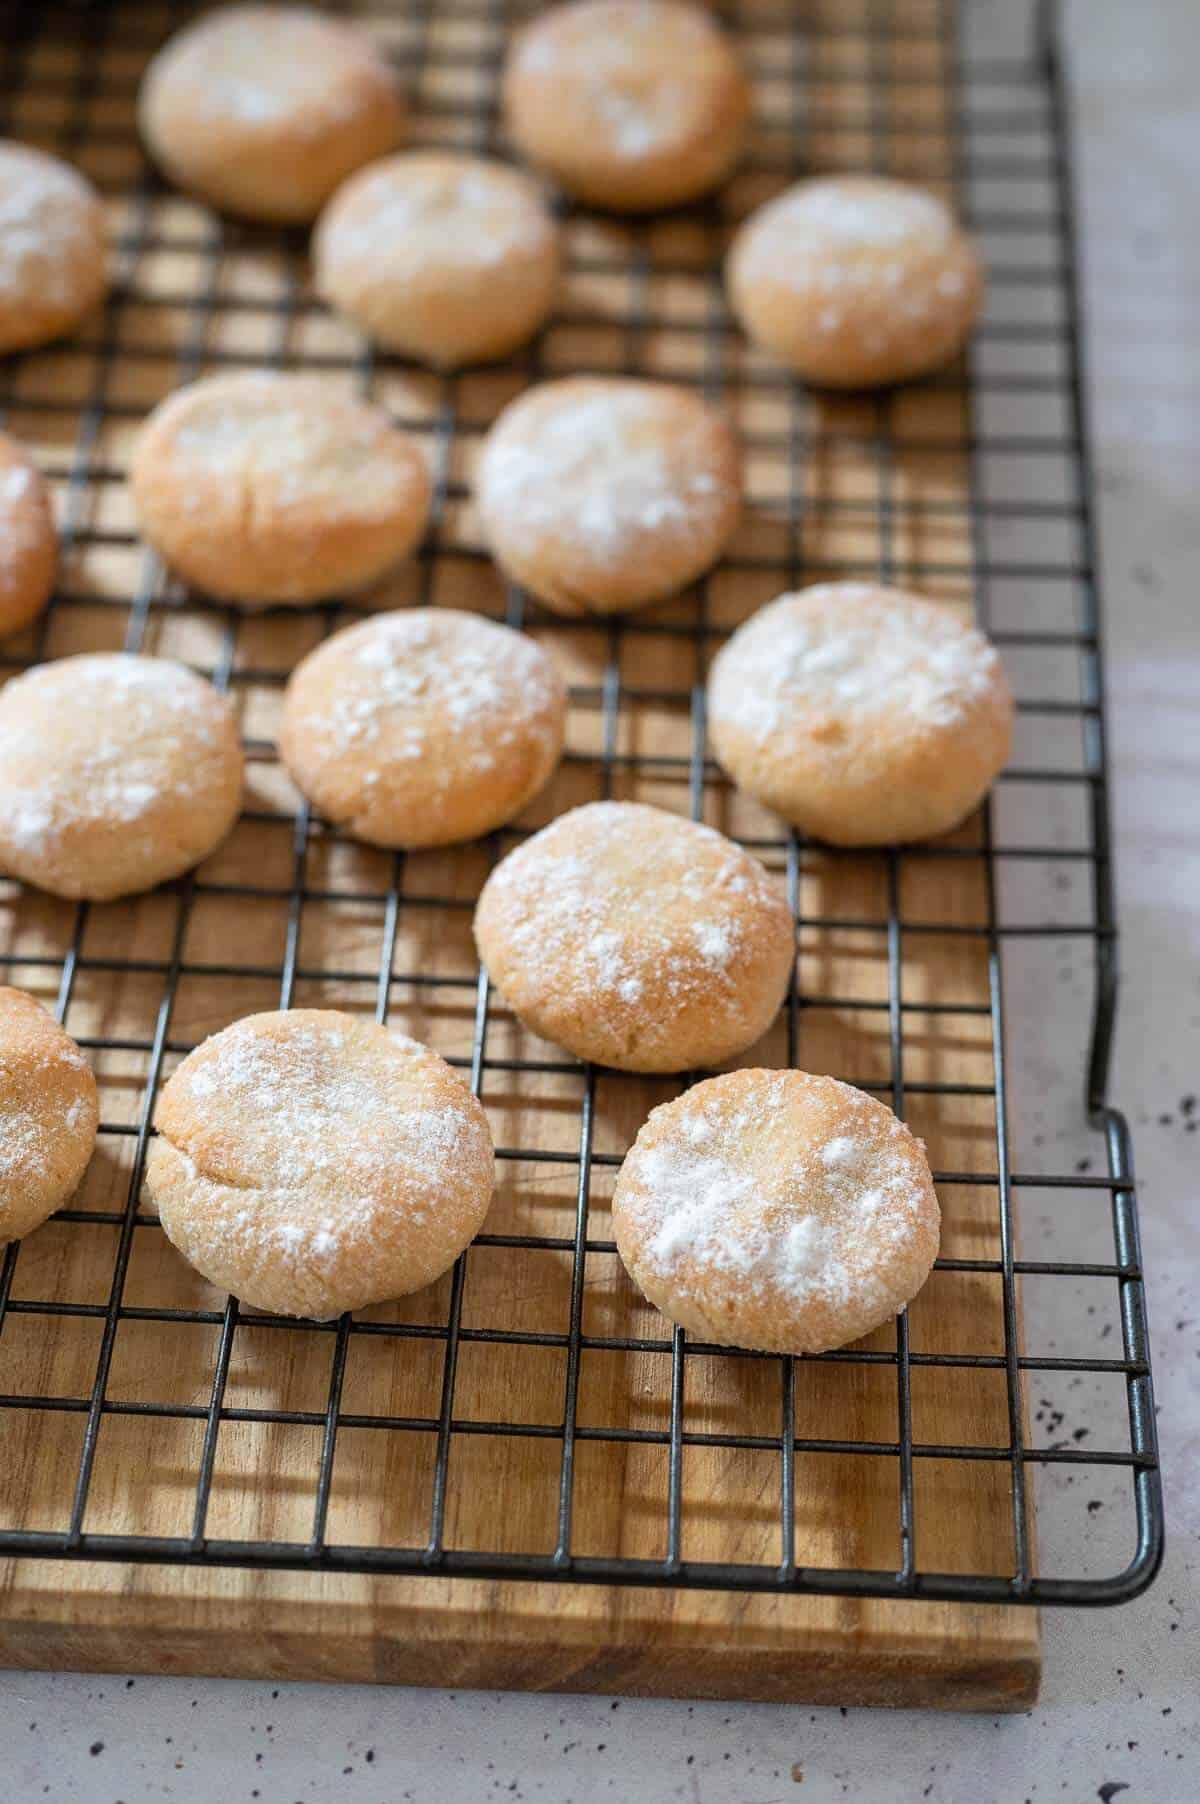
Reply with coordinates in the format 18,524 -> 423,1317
314,152 -> 560,367
0,434 -> 56,638
0,141 -> 106,354
0,653 -> 244,900
612,1068 -> 940,1352
280,607 -> 567,849
474,800 -> 793,1072
138,5 -> 404,222
707,583 -> 1013,845
503,0 -> 749,211
130,373 -> 431,607
727,175 -> 984,387
147,1010 -> 495,1319
475,376 -> 742,617
0,987 -> 98,1246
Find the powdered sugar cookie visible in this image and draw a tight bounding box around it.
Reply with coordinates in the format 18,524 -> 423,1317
727,176 -> 984,388
0,141 -> 106,354
0,434 -> 56,638
503,1 -> 749,211
0,987 -> 98,1246
147,1010 -> 494,1319
280,608 -> 567,848
708,584 -> 1012,845
475,377 -> 742,617
613,1068 -> 940,1352
314,152 -> 560,367
474,801 -> 793,1073
0,653 -> 243,900
130,373 -> 431,607
139,6 -> 404,223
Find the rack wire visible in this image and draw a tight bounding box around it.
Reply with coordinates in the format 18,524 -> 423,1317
0,0 -> 1163,1610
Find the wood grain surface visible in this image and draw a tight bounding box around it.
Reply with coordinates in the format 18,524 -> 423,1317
0,0 -> 1039,1707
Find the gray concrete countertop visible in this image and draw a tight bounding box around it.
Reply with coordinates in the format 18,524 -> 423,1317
3,0 -> 1197,1797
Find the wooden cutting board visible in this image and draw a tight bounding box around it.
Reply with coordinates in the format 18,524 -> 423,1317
0,0 -> 1040,1707
0,1573 -> 1038,1709
0,825 -> 1039,1705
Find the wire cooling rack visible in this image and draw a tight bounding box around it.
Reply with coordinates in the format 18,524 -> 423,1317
0,0 -> 1163,1612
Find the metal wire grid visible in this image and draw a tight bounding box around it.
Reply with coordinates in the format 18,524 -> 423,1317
0,0 -> 1163,1608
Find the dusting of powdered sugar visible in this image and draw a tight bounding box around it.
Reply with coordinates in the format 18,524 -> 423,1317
587,75 -> 684,159
320,156 -> 553,275
769,178 -> 952,251
622,1072 -> 929,1312
0,654 -> 229,854
152,8 -> 390,136
159,374 -> 421,521
513,2 -> 719,160
292,608 -> 561,783
0,1046 -> 91,1192
0,142 -> 100,306
479,384 -> 729,567
480,800 -> 782,1022
0,1101 -> 52,1186
733,179 -> 975,361
736,178 -> 956,301
691,919 -> 733,963
0,458 -> 44,588
710,585 -> 1002,745
161,1016 -> 486,1273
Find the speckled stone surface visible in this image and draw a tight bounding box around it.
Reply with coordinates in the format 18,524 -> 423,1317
2,0 -> 1197,1797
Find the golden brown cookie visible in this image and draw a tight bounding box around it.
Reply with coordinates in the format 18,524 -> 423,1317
0,987 -> 99,1245
503,0 -> 749,211
280,608 -> 567,849
474,801 -> 793,1072
707,583 -> 1013,845
314,152 -> 560,367
727,176 -> 984,387
147,1010 -> 495,1318
475,377 -> 742,617
138,5 -> 404,222
0,434 -> 56,639
130,373 -> 431,607
0,653 -> 244,901
0,141 -> 106,354
613,1068 -> 940,1352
